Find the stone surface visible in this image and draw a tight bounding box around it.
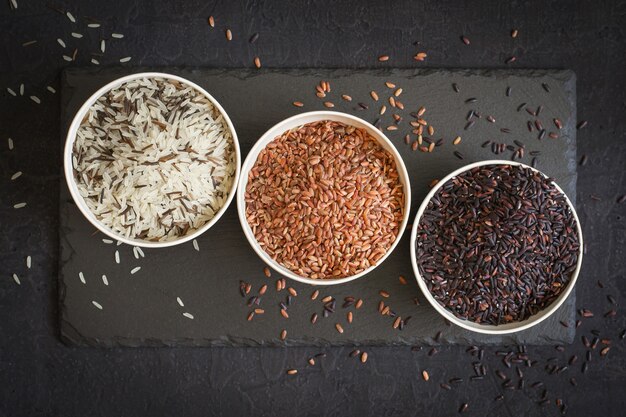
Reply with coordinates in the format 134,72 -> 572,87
1,1 -> 625,416
60,67 -> 577,347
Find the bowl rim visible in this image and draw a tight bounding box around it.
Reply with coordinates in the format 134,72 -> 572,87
63,71 -> 241,248
409,159 -> 584,334
237,110 -> 412,286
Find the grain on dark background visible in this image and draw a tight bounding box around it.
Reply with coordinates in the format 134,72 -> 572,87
0,1 -> 625,416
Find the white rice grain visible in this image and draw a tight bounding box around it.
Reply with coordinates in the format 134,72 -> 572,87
14,202 -> 26,209
111,33 -> 124,39
183,312 -> 194,319
130,266 -> 141,274
119,56 -> 132,63
66,11 -> 76,23
26,256 -> 31,269
63,55 -> 72,62
7,87 -> 16,96
133,246 -> 139,259
100,40 -> 105,53
11,171 -> 22,180
88,23 -> 101,28
47,86 -> 56,94
73,77 -> 237,242
71,32 -> 83,38
102,274 -> 109,285
57,38 -> 66,48
193,239 -> 199,251
136,247 -> 145,258
79,271 -> 86,284
115,250 -> 120,264
12,273 -> 21,285
177,297 -> 184,307
92,300 -> 103,310
30,95 -> 41,104
8,138 -> 14,150
91,58 -> 100,65
102,238 -> 113,244
19,84 -> 24,95
10,0 -> 17,10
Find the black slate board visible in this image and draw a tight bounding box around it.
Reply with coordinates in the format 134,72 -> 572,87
59,67 -> 577,347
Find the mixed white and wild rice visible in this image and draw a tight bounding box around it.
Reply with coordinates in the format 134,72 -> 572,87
73,77 -> 236,242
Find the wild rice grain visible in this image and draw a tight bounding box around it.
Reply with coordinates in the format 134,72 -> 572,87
73,77 -> 236,241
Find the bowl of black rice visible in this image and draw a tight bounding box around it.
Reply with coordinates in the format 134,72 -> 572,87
410,160 -> 583,334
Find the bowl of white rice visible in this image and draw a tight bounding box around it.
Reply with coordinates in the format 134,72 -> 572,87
64,72 -> 240,248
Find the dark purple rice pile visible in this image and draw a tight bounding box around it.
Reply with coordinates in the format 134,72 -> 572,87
415,164 -> 580,325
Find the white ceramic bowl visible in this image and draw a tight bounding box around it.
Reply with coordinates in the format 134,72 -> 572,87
410,160 -> 583,334
237,111 -> 411,286
64,72 -> 241,248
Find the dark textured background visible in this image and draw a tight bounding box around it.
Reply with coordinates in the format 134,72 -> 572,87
0,1 -> 624,416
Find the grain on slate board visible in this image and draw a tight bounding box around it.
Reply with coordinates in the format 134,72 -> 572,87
415,164 -> 580,325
